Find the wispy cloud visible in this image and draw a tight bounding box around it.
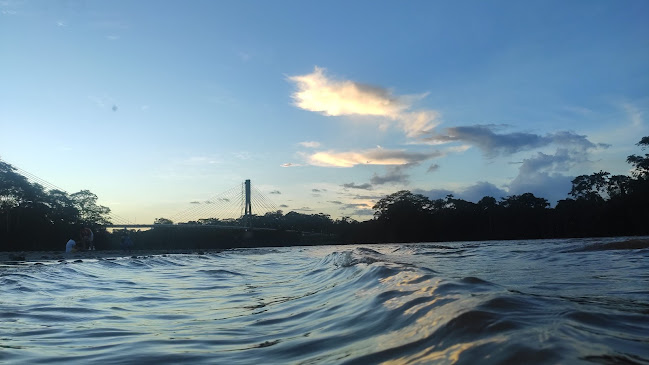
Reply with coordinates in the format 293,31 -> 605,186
622,102 -> 644,127
422,125 -> 601,157
88,95 -> 115,109
427,163 -> 440,173
295,207 -> 314,212
370,164 -> 412,185
269,190 -> 282,195
281,162 -> 301,167
298,141 -> 321,148
353,209 -> 375,216
288,66 -> 439,137
341,203 -> 371,210
180,156 -> 221,165
308,148 -> 443,168
106,35 -> 120,41
342,182 -> 373,190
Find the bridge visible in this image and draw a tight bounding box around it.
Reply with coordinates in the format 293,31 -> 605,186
105,179 -> 279,230
1,159 -> 282,230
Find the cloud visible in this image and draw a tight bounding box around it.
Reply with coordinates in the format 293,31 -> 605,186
353,209 -> 375,216
288,66 -> 439,137
190,201 -> 200,205
342,182 -> 373,190
506,148 -> 583,204
180,156 -> 220,166
106,35 -> 120,41
460,182 -> 508,202
415,188 -> 455,200
370,165 -> 411,185
232,152 -> 251,160
308,148 -> 442,167
298,141 -> 321,148
281,162 -> 301,167
269,190 -> 281,195
312,189 -> 321,192
427,163 -> 440,173
88,95 -> 114,109
218,198 -> 230,202
508,172 -> 572,205
329,200 -> 343,205
622,102 -> 643,127
279,204 -> 289,208
351,194 -> 384,200
295,207 -> 314,212
422,125 -> 599,157
416,181 -> 508,203
342,203 -> 371,210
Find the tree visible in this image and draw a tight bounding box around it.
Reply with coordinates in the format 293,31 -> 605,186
606,175 -> 632,198
569,171 -> 610,201
500,193 -> 549,209
372,190 -> 432,221
626,136 -> 649,179
154,217 -> 174,225
70,190 -> 112,226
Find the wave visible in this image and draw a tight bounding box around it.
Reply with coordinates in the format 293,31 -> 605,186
1,239 -> 647,364
569,238 -> 649,252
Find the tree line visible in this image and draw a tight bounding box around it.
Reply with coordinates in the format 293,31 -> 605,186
0,160 -> 111,251
1,136 -> 647,251
151,136 -> 648,245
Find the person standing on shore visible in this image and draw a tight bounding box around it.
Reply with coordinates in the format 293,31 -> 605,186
80,227 -> 94,250
65,239 -> 77,253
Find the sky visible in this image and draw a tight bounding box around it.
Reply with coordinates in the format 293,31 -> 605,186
1,0 -> 648,224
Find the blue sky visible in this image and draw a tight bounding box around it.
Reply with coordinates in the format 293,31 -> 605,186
1,0 -> 648,223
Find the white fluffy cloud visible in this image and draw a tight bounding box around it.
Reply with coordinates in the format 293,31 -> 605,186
288,67 -> 438,137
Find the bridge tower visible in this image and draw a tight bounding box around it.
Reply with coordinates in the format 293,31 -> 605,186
243,179 -> 252,228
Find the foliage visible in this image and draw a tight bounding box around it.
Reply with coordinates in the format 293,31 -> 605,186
0,160 -> 112,251
626,136 -> 649,179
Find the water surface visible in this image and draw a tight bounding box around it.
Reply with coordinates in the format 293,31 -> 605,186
1,237 -> 648,364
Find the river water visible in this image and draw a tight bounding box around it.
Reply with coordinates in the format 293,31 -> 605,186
1,237 -> 648,364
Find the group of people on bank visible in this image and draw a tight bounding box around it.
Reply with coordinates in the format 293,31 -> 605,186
65,227 -> 95,252
64,228 -> 135,252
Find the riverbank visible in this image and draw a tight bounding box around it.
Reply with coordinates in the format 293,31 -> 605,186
2,237 -> 648,264
0,249 -> 224,263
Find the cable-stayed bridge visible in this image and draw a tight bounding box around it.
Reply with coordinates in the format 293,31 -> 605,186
2,159 -> 280,230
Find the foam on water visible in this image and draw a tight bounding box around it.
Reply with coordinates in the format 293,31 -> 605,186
1,238 -> 648,364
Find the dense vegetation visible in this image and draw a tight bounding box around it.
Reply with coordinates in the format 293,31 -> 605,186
0,161 -> 112,251
1,137 -> 647,251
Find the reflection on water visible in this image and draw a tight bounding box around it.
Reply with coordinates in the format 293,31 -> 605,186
1,238 -> 648,364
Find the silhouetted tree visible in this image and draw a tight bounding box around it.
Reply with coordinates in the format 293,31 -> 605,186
570,171 -> 610,201
627,136 -> 649,179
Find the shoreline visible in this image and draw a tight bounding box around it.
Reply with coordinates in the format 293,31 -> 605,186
2,237 -> 648,263
0,249 -> 224,263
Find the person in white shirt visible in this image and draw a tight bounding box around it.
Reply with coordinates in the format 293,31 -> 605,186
65,239 -> 77,253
